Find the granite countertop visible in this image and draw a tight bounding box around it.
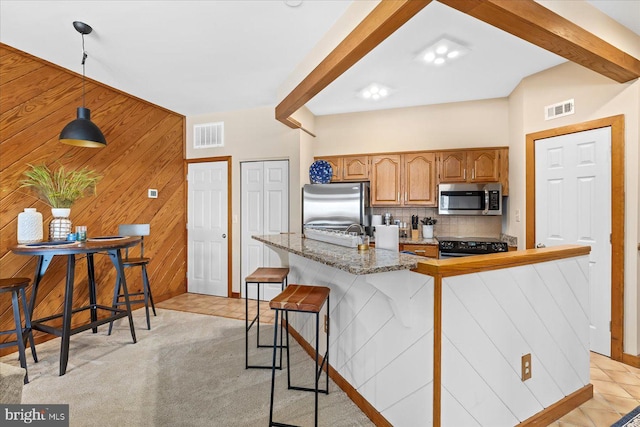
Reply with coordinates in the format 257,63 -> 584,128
252,234 -> 423,275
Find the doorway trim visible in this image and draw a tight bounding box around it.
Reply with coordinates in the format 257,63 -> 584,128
525,115 -> 625,360
184,156 -> 233,297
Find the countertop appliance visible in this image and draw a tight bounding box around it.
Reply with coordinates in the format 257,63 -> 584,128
302,182 -> 371,235
438,236 -> 508,259
438,183 -> 502,216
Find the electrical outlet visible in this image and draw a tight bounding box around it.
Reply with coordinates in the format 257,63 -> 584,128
521,353 -> 532,381
515,209 -> 521,222
324,314 -> 328,334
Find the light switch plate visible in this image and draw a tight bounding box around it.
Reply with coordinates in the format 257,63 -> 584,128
148,189 -> 158,198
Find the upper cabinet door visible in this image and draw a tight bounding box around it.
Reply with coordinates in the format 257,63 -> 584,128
469,150 -> 499,182
439,151 -> 467,182
404,152 -> 437,206
370,155 -> 401,206
342,155 -> 369,181
315,156 -> 342,182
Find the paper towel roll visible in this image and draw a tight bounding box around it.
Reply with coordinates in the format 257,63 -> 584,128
375,225 -> 399,252
371,215 -> 382,226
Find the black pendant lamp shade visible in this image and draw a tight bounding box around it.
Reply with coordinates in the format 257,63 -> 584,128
60,21 -> 106,148
59,107 -> 107,147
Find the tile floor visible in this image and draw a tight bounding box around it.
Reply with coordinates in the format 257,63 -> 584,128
157,293 -> 640,427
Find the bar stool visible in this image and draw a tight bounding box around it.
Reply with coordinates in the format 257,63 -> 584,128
245,267 -> 289,369
0,278 -> 38,384
109,224 -> 156,334
269,284 -> 330,427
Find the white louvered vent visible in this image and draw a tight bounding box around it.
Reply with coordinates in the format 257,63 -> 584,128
544,99 -> 575,120
194,122 -> 224,148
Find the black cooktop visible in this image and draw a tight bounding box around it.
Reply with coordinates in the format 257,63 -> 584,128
438,237 -> 508,254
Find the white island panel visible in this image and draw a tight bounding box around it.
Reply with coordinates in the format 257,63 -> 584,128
288,253 -> 435,426
442,256 -> 590,425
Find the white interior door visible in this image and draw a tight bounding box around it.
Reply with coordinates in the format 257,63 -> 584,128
187,161 -> 229,296
241,160 -> 289,301
535,127 -> 611,356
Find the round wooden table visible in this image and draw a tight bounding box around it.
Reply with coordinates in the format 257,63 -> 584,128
11,236 -> 142,376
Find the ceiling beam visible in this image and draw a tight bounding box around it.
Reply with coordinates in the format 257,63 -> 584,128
439,0 -> 640,83
275,0 -> 432,129
276,0 -> 640,130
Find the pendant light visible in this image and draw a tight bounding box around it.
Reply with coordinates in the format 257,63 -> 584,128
59,21 -> 107,148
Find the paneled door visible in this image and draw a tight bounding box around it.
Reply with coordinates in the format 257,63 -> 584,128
535,127 -> 611,356
241,160 -> 289,301
187,161 -> 229,296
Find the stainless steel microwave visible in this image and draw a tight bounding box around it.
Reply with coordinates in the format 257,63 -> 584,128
438,183 -> 502,216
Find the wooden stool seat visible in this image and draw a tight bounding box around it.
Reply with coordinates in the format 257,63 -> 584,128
269,284 -> 330,313
0,278 -> 38,384
0,278 -> 31,292
269,284 -> 330,427
245,267 -> 289,283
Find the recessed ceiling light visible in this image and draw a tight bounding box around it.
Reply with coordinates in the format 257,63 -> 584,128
284,0 -> 303,7
358,83 -> 392,101
416,37 -> 470,66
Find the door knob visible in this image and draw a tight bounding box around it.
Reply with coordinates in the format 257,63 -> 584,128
536,243 -> 546,248
222,234 -> 226,238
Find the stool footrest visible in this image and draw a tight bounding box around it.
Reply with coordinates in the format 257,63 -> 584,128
288,386 -> 329,395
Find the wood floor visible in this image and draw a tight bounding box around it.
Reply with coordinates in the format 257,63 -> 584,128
157,293 -> 640,427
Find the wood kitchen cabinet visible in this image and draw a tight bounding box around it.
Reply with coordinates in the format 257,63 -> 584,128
370,154 -> 401,205
370,152 -> 437,206
314,155 -> 369,182
342,155 -> 369,181
400,243 -> 439,258
438,148 -> 509,195
315,156 -> 342,182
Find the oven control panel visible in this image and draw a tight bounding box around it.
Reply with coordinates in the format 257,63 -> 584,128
439,239 -> 508,255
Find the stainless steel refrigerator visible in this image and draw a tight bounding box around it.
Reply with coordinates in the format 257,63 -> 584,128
302,182 -> 371,234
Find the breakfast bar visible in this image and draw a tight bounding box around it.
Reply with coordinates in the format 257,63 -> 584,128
253,234 -> 592,427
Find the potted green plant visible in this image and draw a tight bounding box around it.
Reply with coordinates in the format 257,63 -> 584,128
20,164 -> 101,240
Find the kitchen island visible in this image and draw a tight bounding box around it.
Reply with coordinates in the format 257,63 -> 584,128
253,234 -> 592,427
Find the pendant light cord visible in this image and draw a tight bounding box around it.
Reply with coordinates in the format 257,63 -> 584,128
81,33 -> 87,108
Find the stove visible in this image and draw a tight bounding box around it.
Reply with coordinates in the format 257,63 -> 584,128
438,236 -> 508,258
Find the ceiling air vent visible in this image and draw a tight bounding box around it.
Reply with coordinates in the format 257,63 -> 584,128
544,99 -> 574,120
194,122 -> 224,148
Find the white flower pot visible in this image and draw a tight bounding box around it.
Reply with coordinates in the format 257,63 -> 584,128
422,224 -> 434,239
50,208 -> 72,241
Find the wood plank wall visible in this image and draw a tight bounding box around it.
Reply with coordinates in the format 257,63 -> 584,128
0,44 -> 187,354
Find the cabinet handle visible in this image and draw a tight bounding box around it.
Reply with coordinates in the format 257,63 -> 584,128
463,169 -> 466,180
398,192 -> 400,202
405,192 -> 407,202
472,169 -> 475,179
415,250 -> 426,254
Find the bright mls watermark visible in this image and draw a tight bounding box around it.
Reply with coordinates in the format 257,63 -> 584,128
1,405 -> 68,426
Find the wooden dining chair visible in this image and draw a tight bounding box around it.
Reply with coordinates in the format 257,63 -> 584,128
108,224 -> 156,332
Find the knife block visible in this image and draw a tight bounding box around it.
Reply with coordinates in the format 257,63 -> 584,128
411,229 -> 419,241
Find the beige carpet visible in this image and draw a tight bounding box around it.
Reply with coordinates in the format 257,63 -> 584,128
1,308 -> 374,427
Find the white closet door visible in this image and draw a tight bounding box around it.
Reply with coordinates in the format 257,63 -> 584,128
241,160 -> 289,300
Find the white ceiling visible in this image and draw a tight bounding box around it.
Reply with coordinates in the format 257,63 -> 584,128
1,1 -> 638,118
